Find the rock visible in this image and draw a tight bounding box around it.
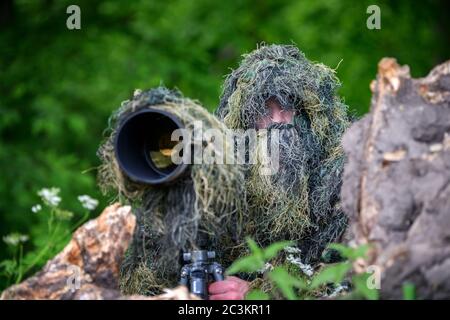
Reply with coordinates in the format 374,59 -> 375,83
0,203 -> 199,300
341,58 -> 450,299
1,204 -> 135,299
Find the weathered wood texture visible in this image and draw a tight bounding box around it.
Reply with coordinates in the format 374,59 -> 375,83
341,58 -> 450,299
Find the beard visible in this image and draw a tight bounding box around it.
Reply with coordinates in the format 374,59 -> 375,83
246,122 -> 317,240
244,119 -> 346,263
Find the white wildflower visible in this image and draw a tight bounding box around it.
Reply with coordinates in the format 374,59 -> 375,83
284,246 -> 302,254
77,195 -> 99,211
258,262 -> 274,274
286,254 -> 314,277
327,283 -> 349,298
37,187 -> 62,207
31,204 -> 42,213
3,233 -> 29,246
284,246 -> 314,277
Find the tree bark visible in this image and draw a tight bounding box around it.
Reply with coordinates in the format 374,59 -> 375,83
341,58 -> 450,299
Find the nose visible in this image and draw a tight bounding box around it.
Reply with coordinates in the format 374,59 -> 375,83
271,107 -> 293,123
266,99 -> 293,124
256,98 -> 294,129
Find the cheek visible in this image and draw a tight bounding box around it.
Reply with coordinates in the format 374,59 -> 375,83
256,115 -> 272,130
280,110 -> 294,123
256,110 -> 294,129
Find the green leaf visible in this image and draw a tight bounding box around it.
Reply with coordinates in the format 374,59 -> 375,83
246,290 -> 270,300
226,256 -> 263,275
349,244 -> 370,260
268,267 -> 301,300
0,259 -> 17,276
246,238 -> 264,258
402,282 -> 416,300
310,262 -> 351,288
263,241 -> 293,260
327,243 -> 370,261
352,273 -> 379,300
326,243 -> 351,258
226,239 -> 291,276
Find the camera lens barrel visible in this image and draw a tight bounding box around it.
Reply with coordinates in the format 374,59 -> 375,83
114,108 -> 188,185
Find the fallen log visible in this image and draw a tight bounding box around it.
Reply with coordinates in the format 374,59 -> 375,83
341,58 -> 450,299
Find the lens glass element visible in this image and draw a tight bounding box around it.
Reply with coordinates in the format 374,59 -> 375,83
147,133 -> 177,171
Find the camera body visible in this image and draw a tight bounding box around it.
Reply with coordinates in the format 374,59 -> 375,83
179,250 -> 225,300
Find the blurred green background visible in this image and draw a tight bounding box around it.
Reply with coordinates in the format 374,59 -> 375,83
0,0 -> 449,289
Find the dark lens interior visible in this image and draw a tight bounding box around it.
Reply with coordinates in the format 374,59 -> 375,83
144,131 -> 177,174
115,109 -> 185,184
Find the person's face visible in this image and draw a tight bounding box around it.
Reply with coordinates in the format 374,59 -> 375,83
255,98 -> 294,129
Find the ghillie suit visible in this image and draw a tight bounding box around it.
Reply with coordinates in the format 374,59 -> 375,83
97,87 -> 247,295
216,44 -> 352,266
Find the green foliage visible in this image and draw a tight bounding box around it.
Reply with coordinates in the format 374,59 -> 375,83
227,239 -> 381,300
317,244 -> 379,300
0,187 -> 97,288
309,262 -> 351,289
327,243 -> 370,261
351,272 -> 379,300
402,282 -> 416,300
0,0 -> 448,291
268,267 -> 306,300
226,238 -> 293,275
246,290 -> 270,300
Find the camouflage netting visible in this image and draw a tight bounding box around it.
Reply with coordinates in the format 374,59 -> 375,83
97,87 -> 248,295
216,44 -> 352,264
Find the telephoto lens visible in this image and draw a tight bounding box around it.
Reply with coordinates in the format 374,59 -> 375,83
114,108 -> 188,185
98,88 -> 247,295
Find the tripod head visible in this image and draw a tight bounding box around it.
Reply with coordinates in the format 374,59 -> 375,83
179,250 -> 224,300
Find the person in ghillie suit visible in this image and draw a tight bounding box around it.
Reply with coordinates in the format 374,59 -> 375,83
97,87 -> 249,297
97,44 -> 351,299
212,43 -> 352,297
